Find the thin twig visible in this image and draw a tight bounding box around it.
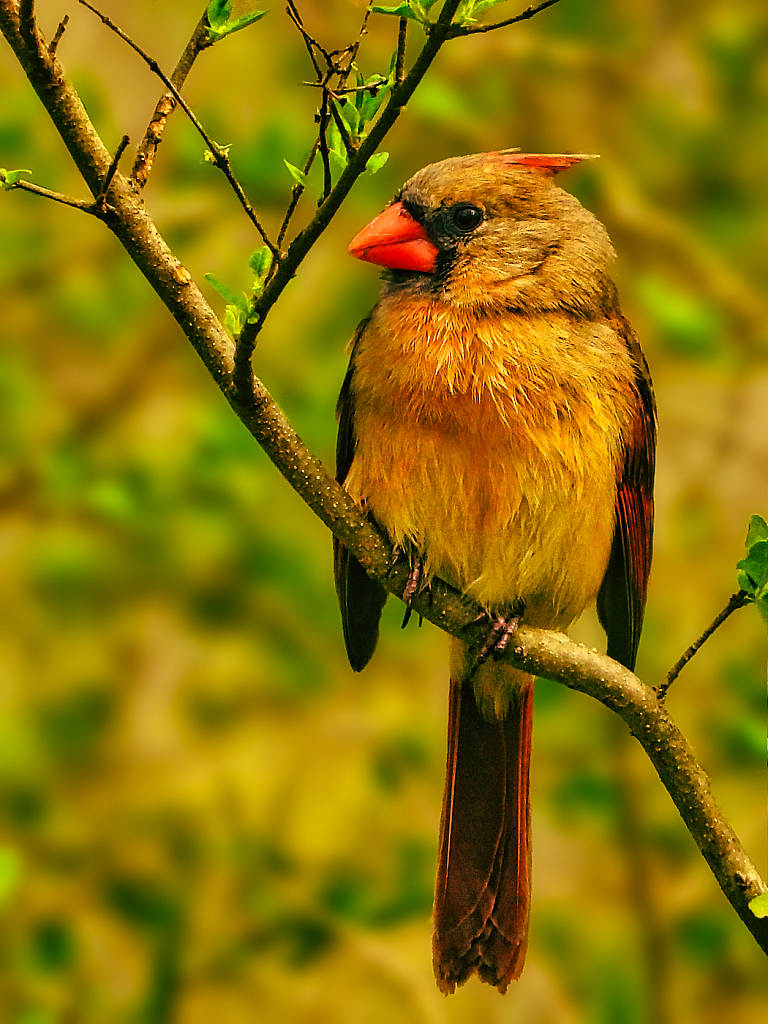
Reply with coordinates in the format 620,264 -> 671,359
286,0 -> 327,76
448,0 -> 563,37
48,13 -> 68,55
658,590 -> 752,701
95,133 -> 130,210
131,10 -> 213,188
301,80 -> 386,94
5,177 -> 103,215
317,89 -> 333,201
337,0 -> 374,90
395,17 -> 407,85
275,139 -> 320,250
78,0 -> 276,252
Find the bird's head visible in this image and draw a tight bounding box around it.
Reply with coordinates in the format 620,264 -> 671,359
349,151 -> 616,315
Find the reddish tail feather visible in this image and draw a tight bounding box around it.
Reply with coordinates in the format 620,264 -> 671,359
433,672 -> 534,993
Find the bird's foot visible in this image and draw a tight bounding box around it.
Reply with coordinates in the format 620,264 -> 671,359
475,605 -> 525,668
390,545 -> 430,628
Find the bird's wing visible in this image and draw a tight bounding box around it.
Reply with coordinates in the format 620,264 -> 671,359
334,319 -> 387,672
597,315 -> 657,671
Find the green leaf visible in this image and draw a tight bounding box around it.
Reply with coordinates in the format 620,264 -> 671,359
745,514 -> 768,546
0,845 -> 22,905
336,99 -> 361,137
224,305 -> 243,338
359,79 -> 392,125
749,891 -> 768,918
737,515 -> 768,624
457,0 -> 508,22
217,10 -> 267,38
248,246 -> 272,280
207,2 -> 266,39
327,120 -> 346,161
207,0 -> 232,31
372,4 -> 421,19
204,272 -> 241,306
0,168 -> 32,190
365,151 -> 389,176
329,149 -> 348,174
284,159 -> 309,187
470,0 -> 510,15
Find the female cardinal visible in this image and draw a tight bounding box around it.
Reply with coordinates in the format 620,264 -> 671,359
334,151 -> 656,993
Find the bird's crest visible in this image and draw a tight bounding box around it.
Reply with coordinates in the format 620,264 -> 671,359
493,149 -> 599,177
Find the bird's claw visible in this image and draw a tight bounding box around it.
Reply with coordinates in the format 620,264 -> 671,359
475,610 -> 523,666
391,546 -> 431,628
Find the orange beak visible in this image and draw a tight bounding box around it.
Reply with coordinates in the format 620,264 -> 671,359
348,201 -> 438,273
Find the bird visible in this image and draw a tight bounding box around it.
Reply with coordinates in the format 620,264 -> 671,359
333,150 -> 656,994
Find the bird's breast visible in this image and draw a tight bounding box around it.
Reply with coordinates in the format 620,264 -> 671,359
344,293 -> 638,627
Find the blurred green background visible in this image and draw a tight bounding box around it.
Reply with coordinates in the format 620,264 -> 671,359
0,1 -> 766,1021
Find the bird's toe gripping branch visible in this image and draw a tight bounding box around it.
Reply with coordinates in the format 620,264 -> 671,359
475,607 -> 525,669
389,544 -> 432,628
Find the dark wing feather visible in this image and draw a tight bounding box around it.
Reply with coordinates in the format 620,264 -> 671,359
334,319 -> 387,672
597,315 -> 657,671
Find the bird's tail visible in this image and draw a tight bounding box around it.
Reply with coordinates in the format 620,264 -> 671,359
432,646 -> 534,994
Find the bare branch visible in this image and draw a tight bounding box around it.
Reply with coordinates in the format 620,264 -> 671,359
395,16 -> 407,85
4,177 -> 102,215
448,0 -> 564,38
338,0 -> 375,90
48,13 -> 68,55
78,1 -> 276,253
95,132 -> 130,211
286,0 -> 327,77
658,589 -> 752,701
317,89 -> 333,201
131,9 -> 213,188
275,139 -> 320,250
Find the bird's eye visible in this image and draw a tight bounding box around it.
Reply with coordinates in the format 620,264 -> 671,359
447,203 -> 484,234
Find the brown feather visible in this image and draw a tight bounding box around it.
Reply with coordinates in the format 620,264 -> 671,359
433,670 -> 534,994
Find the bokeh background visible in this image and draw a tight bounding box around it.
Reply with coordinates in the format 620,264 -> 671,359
0,1 -> 766,1021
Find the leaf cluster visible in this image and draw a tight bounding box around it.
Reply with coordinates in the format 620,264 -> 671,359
736,515 -> 768,624
206,0 -> 266,41
204,246 -> 273,337
373,0 -> 508,26
0,166 -> 30,190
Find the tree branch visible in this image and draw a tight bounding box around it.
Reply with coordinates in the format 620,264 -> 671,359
395,16 -> 407,84
658,589 -> 752,701
3,176 -> 102,214
47,12 -> 67,56
448,0 -> 564,38
131,7 -> 213,188
94,132 -> 130,210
